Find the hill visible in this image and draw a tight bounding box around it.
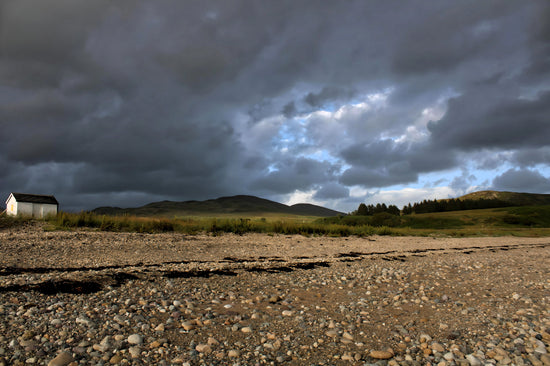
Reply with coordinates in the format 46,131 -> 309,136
92,195 -> 343,217
458,190 -> 550,206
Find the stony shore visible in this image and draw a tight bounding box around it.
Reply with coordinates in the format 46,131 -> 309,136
0,223 -> 549,365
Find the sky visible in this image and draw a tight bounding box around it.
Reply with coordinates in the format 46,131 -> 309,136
1,0 -> 549,213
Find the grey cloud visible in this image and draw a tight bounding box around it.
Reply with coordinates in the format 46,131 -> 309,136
282,102 -> 297,118
473,152 -> 511,170
340,164 -> 418,188
391,2 -> 520,76
510,148 -> 550,167
313,183 -> 350,200
338,140 -> 456,188
428,89 -> 550,151
0,0 -> 112,88
492,169 -> 550,193
304,86 -> 356,108
450,170 -> 476,192
1,1 -> 549,211
250,158 -> 337,194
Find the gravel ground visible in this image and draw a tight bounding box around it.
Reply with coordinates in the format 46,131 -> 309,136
0,223 -> 549,365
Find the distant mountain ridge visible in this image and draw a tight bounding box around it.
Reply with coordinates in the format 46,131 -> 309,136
458,190 -> 550,206
92,195 -> 344,217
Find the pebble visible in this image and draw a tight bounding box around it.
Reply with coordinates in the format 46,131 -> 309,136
181,321 -> 195,331
369,350 -> 393,359
127,334 -> 143,345
109,354 -> 123,364
325,330 -> 338,338
431,342 -> 445,353
228,349 -> 241,358
195,344 -> 212,354
342,332 -> 354,340
128,346 -> 141,358
466,354 -> 482,366
47,352 -> 74,366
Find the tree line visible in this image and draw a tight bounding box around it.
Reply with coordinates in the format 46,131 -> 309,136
354,203 -> 400,216
354,198 -> 510,216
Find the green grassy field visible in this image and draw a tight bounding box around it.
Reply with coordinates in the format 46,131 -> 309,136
323,205 -> 550,236
2,205 -> 550,237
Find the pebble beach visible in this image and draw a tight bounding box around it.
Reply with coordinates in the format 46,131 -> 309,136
0,223 -> 549,365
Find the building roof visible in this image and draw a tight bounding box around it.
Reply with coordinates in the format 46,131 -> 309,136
9,193 -> 59,205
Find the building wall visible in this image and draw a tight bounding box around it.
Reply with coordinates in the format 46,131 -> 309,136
16,202 -> 34,217
5,196 -> 57,218
6,195 -> 17,216
40,204 -> 58,218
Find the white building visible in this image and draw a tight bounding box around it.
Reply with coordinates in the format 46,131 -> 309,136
5,193 -> 59,218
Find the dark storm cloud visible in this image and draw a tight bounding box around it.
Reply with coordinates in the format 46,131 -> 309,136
338,140 -> 456,188
313,183 -> 350,200
304,87 -> 357,108
340,165 -> 418,189
390,1 -> 520,76
250,158 -> 338,195
1,0 -> 549,211
492,169 -> 550,194
511,148 -> 550,167
428,88 -> 550,151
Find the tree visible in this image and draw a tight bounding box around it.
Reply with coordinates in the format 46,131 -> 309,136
387,204 -> 400,216
356,203 -> 369,216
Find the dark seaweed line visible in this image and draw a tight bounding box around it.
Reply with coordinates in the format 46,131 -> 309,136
334,242 -> 550,262
0,255 -> 291,276
0,260 -> 332,295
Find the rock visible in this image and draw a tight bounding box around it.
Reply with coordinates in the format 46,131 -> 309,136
241,326 -> 252,333
443,352 -> 454,361
419,334 -> 432,343
75,316 -> 93,327
341,353 -> 354,361
128,346 -> 141,358
466,354 -> 482,366
342,332 -> 354,341
228,349 -> 241,358
528,355 -> 543,366
325,330 -> 338,338
432,342 -> 445,353
109,354 -> 123,364
541,354 -> 550,366
195,344 -> 212,354
182,321 -> 195,331
269,295 -> 281,303
50,319 -> 62,326
369,350 -> 393,359
47,352 -> 74,366
113,334 -> 124,342
535,343 -> 548,354
149,340 -> 162,348
92,343 -> 109,352
128,334 -> 143,345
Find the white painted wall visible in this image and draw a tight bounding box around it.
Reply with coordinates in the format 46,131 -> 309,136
17,202 -> 34,216
5,195 -> 18,216
4,194 -> 57,218
40,204 -> 58,217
